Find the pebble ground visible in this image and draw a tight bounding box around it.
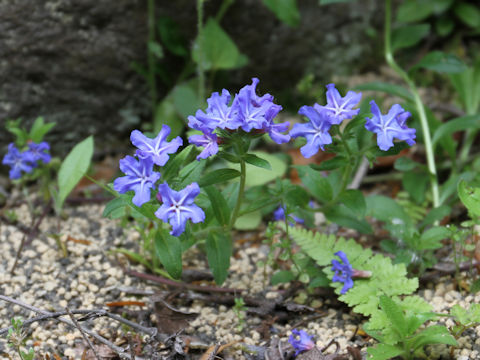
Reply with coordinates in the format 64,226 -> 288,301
0,203 -> 479,359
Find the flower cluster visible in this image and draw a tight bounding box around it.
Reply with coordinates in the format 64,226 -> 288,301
365,101 -> 416,151
331,251 -> 354,294
114,125 -> 205,236
2,142 -> 51,180
291,84 -> 362,158
288,329 -> 315,357
188,78 -> 290,160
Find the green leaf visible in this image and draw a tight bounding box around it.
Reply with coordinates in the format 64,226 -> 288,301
414,51 -> 467,74
338,189 -> 366,217
172,84 -> 199,119
29,117 -> 55,143
57,136 -> 94,210
234,210 -> 262,230
198,168 -> 241,187
367,343 -> 404,360
285,185 -> 310,208
162,145 -> 195,182
324,205 -> 372,234
394,157 -> 418,171
206,231 -> 232,284
417,226 -> 449,250
103,197 -> 128,219
353,82 -> 413,101
471,279 -> 480,294
113,248 -> 151,268
244,153 -> 271,170
230,151 -> 287,187
261,0 -> 300,27
154,98 -> 185,138
310,156 -> 348,171
402,171 -> 429,204
271,270 -> 295,285
192,18 -> 248,70
379,295 -> 409,338
411,325 -> 457,350
435,16 -> 454,36
366,195 -> 411,225
432,114 -> 480,148
296,165 -> 333,203
148,41 -> 164,59
157,16 -> 188,57
392,24 -> 430,52
458,180 -> 480,218
204,185 -> 230,226
155,229 -> 182,279
420,205 -> 451,227
397,0 -> 435,23
454,2 -> 480,28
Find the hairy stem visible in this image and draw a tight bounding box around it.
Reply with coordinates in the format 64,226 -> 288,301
147,0 -> 157,122
197,0 -> 205,102
229,159 -> 246,229
384,0 -> 439,208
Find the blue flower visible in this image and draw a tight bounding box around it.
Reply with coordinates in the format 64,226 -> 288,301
365,101 -> 416,151
113,156 -> 161,207
188,89 -> 242,131
188,128 -> 219,160
2,143 -> 35,180
290,105 -> 333,158
331,251 -> 354,295
27,142 -> 51,164
262,103 -> 291,144
130,126 -> 183,166
288,329 -> 315,357
155,182 -> 205,236
273,206 -> 304,226
233,78 -> 278,132
315,84 -> 362,125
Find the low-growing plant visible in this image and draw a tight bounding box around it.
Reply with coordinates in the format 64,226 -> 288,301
6,318 -> 35,360
2,118 -> 94,272
366,296 -> 456,360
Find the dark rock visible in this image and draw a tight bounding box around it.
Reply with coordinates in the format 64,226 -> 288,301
0,0 -> 381,157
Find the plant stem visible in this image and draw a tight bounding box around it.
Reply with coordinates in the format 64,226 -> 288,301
229,159 -> 246,229
147,0 -> 157,123
384,0 -> 439,208
197,0 -> 206,102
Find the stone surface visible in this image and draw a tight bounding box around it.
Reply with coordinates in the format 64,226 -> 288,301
0,0 -> 381,156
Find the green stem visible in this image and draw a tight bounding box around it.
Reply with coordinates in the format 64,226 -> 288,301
197,0 -> 205,102
384,0 -> 439,208
147,0 -> 157,122
229,159 -> 246,229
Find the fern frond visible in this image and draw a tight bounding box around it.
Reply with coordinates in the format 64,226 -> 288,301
289,226 -> 426,331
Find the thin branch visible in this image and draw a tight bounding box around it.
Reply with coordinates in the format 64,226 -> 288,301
126,269 -> 244,294
66,307 -> 101,360
0,295 -> 130,359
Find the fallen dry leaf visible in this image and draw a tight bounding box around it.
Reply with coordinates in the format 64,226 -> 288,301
200,341 -> 239,360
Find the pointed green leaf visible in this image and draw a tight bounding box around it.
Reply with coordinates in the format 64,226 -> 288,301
204,185 -> 230,226
206,231 -> 232,284
244,153 -> 271,170
198,168 -> 241,187
367,343 -> 404,360
57,136 -> 94,210
155,229 -> 182,279
261,0 -> 300,27
192,18 -> 248,70
379,295 -> 408,338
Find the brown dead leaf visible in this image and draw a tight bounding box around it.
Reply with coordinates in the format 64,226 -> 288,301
66,235 -> 91,245
200,341 -> 239,360
105,300 -> 146,307
52,354 -> 62,360
152,296 -> 198,334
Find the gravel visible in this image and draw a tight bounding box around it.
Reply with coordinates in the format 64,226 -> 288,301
1,203 -> 479,359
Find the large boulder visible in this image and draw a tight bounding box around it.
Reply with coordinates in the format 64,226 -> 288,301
0,0 -> 381,155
